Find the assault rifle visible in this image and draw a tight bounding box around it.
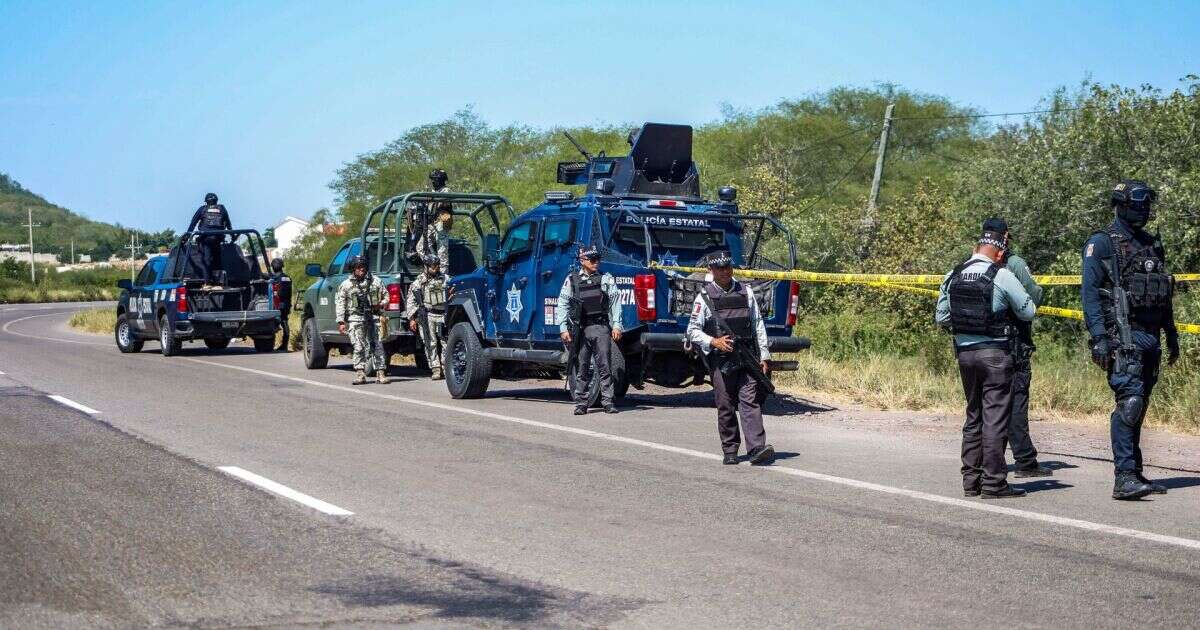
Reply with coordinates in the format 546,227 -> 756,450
698,292 -> 775,396
1099,253 -> 1141,376
563,294 -> 584,367
355,279 -> 385,339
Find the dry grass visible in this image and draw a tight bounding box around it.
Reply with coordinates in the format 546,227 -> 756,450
2,287 -> 117,304
68,308 -> 117,335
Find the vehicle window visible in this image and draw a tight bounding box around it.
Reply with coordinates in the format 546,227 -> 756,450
615,225 -> 725,250
135,261 -> 157,286
501,222 -> 536,259
328,242 -> 354,276
542,219 -> 575,249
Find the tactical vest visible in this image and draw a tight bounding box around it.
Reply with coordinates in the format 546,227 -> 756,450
1100,224 -> 1172,328
423,275 -> 447,314
947,260 -> 1014,338
200,205 -> 225,230
572,272 -> 608,321
350,277 -> 375,318
702,282 -> 754,340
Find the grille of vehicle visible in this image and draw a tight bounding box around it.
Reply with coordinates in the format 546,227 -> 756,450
668,275 -> 775,317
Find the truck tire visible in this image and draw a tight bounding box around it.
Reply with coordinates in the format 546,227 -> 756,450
204,337 -> 231,350
114,314 -> 143,353
611,348 -> 628,401
445,322 -> 491,399
302,317 -> 329,369
159,314 -> 180,357
252,336 -> 275,352
568,340 -> 627,407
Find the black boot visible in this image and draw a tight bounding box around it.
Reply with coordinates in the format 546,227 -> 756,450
1112,473 -> 1153,500
573,406 -> 587,416
1135,472 -> 1167,495
982,485 -> 1026,499
722,453 -> 739,465
1013,464 -> 1053,478
747,445 -> 775,465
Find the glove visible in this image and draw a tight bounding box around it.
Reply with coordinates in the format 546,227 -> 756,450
1090,337 -> 1112,370
1167,334 -> 1180,366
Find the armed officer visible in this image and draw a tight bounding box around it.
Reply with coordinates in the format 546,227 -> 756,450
556,245 -> 623,415
1001,228 -> 1052,478
405,254 -> 449,380
1082,180 -> 1179,500
409,168 -> 451,265
186,193 -> 233,283
271,257 -> 293,351
686,251 -> 775,466
936,219 -> 1036,499
336,255 -> 390,385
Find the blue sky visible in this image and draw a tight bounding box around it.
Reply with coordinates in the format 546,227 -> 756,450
1,0 -> 1197,233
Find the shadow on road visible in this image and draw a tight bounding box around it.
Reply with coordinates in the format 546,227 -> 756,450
1012,479 -> 1074,494
1157,476 -> 1200,490
486,385 -> 836,417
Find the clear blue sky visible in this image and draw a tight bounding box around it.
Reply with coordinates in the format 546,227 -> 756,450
1,0 -> 1197,233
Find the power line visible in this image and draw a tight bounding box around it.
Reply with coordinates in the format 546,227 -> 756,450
794,138 -> 879,214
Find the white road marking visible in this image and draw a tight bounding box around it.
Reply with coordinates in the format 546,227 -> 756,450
2,312 -> 110,346
218,466 -> 354,516
47,395 -> 101,415
186,358 -> 1200,553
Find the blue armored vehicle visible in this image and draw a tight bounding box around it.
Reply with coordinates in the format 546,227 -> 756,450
364,123 -> 809,404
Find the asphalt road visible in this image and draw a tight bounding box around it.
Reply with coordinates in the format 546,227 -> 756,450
3,302 -> 1200,628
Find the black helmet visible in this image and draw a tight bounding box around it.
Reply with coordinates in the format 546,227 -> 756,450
348,255 -> 368,271
429,169 -> 448,187
271,257 -> 284,272
1111,179 -> 1156,228
204,192 -> 218,205
422,254 -> 441,268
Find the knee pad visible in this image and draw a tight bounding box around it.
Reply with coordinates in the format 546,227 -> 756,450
1116,396 -> 1146,428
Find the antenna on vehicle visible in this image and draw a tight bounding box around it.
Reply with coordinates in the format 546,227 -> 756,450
563,132 -> 593,161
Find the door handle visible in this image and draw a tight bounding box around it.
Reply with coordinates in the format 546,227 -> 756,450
517,278 -> 528,288
541,270 -> 553,280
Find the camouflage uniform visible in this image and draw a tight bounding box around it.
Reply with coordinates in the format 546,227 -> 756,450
405,269 -> 449,377
336,274 -> 387,374
413,186 -> 452,270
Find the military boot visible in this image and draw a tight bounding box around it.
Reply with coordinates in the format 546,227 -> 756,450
1135,472 -> 1167,494
432,368 -> 445,381
377,370 -> 390,384
352,370 -> 368,385
1112,473 -> 1153,500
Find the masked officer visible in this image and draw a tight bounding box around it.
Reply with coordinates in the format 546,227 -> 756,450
1082,180 -> 1179,500
936,219 -> 1036,498
686,251 -> 775,466
1001,230 -> 1052,478
409,169 -> 451,264
271,257 -> 292,351
336,255 -> 389,385
405,254 -> 449,380
186,193 -> 233,283
556,245 -> 622,415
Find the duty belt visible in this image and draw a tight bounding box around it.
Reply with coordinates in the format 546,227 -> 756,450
582,314 -> 609,327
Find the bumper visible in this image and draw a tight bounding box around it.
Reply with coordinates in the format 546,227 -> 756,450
639,332 -> 811,353
176,310 -> 280,338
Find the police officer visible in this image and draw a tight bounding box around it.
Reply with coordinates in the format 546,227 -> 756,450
686,251 -> 775,466
556,245 -> 622,415
936,219 -> 1036,498
1002,231 -> 1052,478
186,193 -> 233,283
336,255 -> 389,385
1082,180 -> 1179,500
271,257 -> 292,351
405,254 -> 449,380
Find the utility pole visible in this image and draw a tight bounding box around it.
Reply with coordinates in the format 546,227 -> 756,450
70,238 -> 75,266
125,233 -> 142,282
22,208 -> 41,283
860,102 -> 895,259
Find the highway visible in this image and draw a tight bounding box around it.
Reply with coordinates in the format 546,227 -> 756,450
3,302 -> 1200,628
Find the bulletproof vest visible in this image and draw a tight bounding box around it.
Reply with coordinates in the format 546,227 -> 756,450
1103,224 -> 1172,326
573,272 -> 607,319
423,275 -> 447,313
947,260 -> 1014,338
200,205 -> 225,230
351,276 -> 375,316
703,282 -> 753,340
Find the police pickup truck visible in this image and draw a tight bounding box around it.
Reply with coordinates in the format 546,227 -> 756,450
436,123 -> 810,405
114,229 -> 284,356
299,193 -> 514,370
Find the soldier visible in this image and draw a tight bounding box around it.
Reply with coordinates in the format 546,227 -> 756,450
936,218 -> 1036,499
405,254 -> 449,380
556,245 -> 623,415
417,204 -> 453,272
1001,229 -> 1053,478
336,255 -> 389,385
271,257 -> 293,351
685,251 -> 775,466
186,193 -> 233,283
1082,180 -> 1179,500
409,168 -> 451,265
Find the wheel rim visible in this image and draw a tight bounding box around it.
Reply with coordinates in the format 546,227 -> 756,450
160,320 -> 169,348
450,338 -> 468,382
117,320 -> 130,346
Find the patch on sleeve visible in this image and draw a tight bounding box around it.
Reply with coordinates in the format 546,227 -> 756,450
1086,243 -> 1094,257
693,301 -> 702,315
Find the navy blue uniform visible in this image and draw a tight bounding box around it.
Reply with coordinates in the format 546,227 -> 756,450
187,204 -> 233,283
1081,218 -> 1178,474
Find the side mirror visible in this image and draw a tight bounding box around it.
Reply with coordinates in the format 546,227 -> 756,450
485,249 -> 504,274
116,279 -> 133,290
305,263 -> 324,278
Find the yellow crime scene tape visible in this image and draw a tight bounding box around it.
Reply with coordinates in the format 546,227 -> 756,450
648,263 -> 1200,334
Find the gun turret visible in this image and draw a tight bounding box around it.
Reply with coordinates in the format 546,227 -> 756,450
555,123 -> 703,201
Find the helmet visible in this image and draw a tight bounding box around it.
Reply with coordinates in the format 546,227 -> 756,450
204,192 -> 218,205
422,254 -> 441,268
1111,179 -> 1156,228
429,169 -> 448,187
348,255 -> 368,271
578,244 -> 601,260
271,257 -> 284,272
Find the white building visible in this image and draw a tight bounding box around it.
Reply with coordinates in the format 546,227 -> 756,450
272,216 -> 310,254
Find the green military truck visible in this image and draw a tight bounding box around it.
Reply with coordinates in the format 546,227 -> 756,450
299,192 -> 512,370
